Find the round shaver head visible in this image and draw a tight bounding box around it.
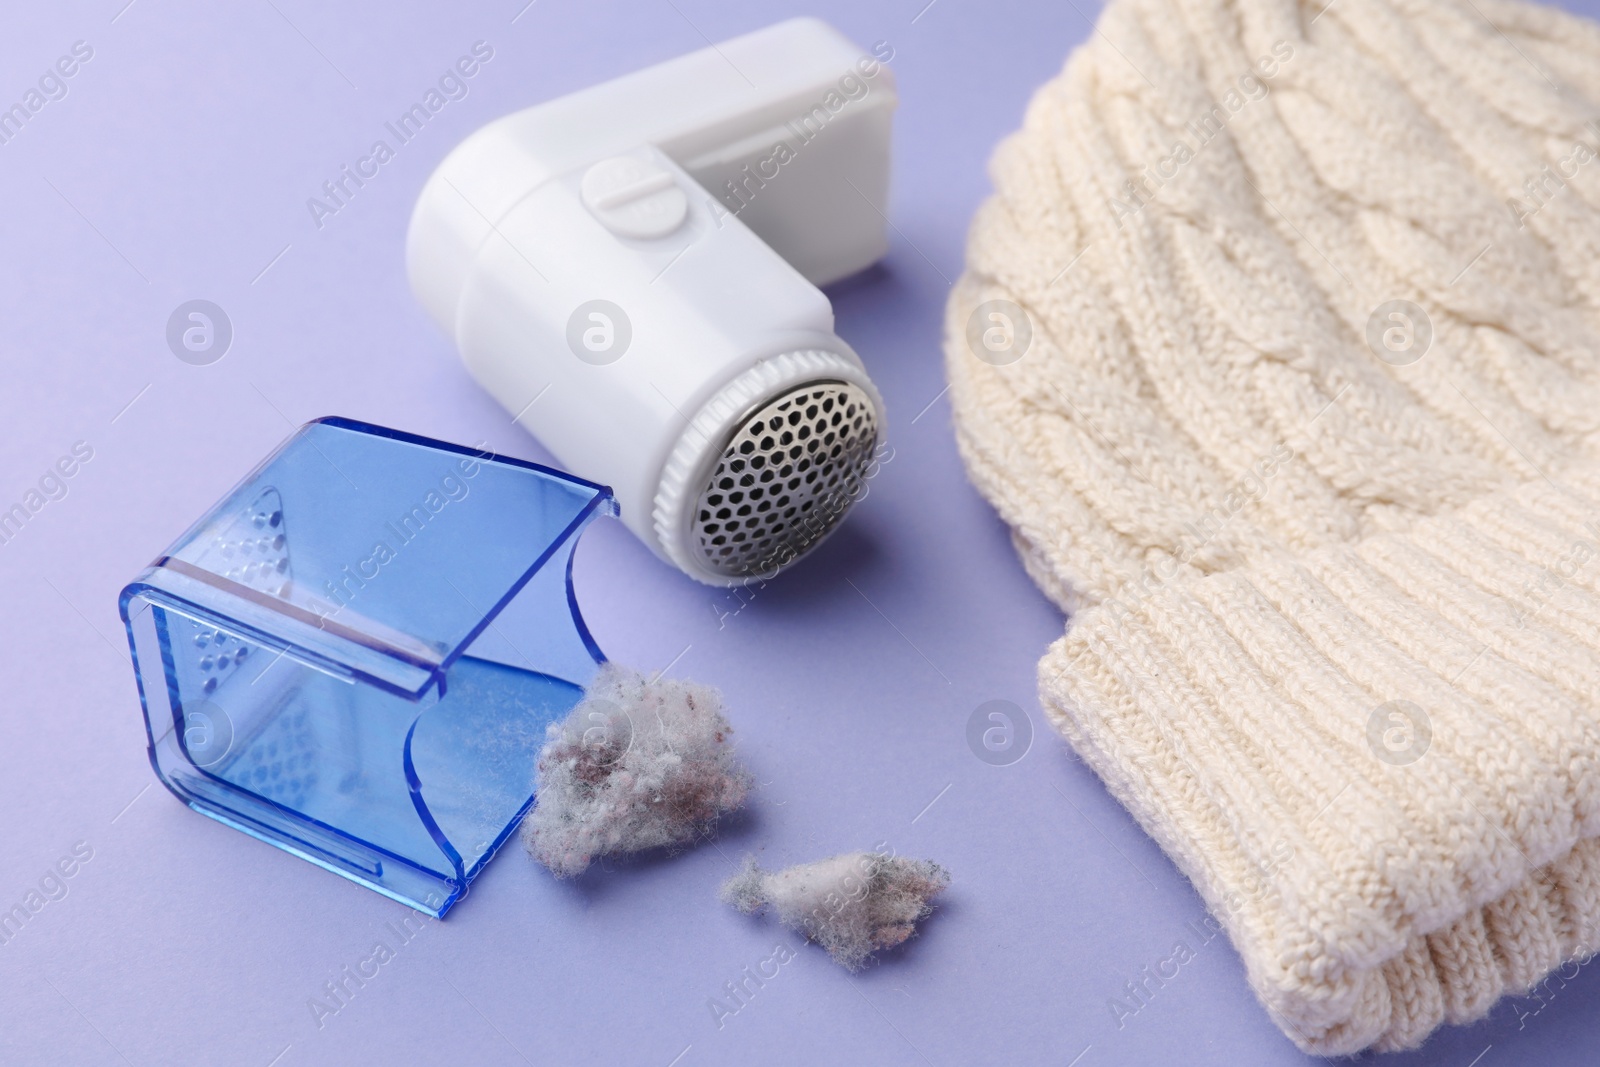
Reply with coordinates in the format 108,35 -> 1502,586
651,349 -> 886,585
690,381 -> 878,578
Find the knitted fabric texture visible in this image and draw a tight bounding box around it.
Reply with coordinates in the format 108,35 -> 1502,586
945,0 -> 1600,1053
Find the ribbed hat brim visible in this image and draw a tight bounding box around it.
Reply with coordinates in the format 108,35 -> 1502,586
1043,467 -> 1600,1050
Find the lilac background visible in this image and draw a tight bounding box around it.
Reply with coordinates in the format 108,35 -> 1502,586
2,1 -> 1598,1064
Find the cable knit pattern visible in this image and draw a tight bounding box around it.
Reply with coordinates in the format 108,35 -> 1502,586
945,0 -> 1600,1051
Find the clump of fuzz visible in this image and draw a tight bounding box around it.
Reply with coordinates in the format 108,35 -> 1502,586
523,664 -> 752,877
721,851 -> 950,970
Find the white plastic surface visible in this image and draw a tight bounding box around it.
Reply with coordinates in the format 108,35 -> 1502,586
579,156 -> 688,239
409,18 -> 896,333
407,18 -> 894,582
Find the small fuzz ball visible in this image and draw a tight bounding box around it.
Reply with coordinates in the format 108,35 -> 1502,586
721,851 -> 950,970
523,664 -> 752,877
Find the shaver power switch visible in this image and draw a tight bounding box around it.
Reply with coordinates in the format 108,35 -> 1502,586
580,155 -> 688,240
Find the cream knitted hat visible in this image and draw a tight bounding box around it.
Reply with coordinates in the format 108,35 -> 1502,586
945,0 -> 1600,1052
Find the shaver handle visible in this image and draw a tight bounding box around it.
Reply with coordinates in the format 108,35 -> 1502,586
448,144 -> 860,553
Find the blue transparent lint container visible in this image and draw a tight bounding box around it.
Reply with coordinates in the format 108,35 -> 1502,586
119,418 -> 615,917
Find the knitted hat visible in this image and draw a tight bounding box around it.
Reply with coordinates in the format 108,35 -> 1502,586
946,0 -> 1600,1052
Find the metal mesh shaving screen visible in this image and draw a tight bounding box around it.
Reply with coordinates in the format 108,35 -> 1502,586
690,381 -> 878,577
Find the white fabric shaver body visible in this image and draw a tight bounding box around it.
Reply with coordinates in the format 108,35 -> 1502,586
407,18 -> 895,584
